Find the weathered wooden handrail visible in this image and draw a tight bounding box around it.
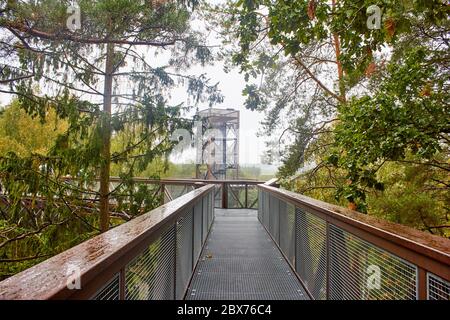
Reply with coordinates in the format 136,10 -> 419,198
0,184 -> 215,300
258,184 -> 450,300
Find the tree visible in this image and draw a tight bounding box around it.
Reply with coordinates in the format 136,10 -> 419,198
210,0 -> 346,171
215,0 -> 448,212
0,0 -> 222,232
0,99 -> 68,157
0,0 -> 224,277
331,14 -> 449,207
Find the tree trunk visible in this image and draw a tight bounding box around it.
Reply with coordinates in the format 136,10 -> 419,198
99,42 -> 114,232
332,0 -> 346,102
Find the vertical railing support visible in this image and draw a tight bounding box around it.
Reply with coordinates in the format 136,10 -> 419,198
326,222 -> 330,300
173,223 -> 177,300
221,183 -> 228,209
294,200 -> 297,274
418,268 -> 427,300
160,183 -> 165,206
119,268 -> 126,300
192,206 -> 195,270
201,197 -> 204,244
245,184 -> 248,209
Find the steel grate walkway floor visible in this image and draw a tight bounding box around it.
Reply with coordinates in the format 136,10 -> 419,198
186,209 -> 309,300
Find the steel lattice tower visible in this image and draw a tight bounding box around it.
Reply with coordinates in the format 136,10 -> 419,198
195,108 -> 240,180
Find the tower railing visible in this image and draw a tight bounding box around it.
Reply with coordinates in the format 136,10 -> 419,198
258,184 -> 450,300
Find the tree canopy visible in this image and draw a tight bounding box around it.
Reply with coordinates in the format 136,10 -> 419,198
212,0 -> 449,234
0,0 -> 223,230
0,0 -> 223,277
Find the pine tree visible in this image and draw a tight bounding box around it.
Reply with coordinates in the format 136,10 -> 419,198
0,0 -> 222,232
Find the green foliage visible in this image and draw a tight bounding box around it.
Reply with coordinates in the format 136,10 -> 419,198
228,0 -> 447,80
223,0 -> 450,234
0,0 -> 223,278
242,84 -> 266,111
0,0 -> 221,218
332,42 -> 449,204
368,160 -> 449,237
0,100 -> 68,157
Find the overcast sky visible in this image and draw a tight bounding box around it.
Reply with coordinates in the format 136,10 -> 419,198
169,0 -> 268,165
167,62 -> 267,166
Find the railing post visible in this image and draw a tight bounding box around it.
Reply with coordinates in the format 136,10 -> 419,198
173,223 -> 177,300
326,222 -> 330,300
119,268 -> 126,300
245,184 -> 248,209
210,190 -> 214,225
160,183 -> 165,206
192,206 -> 195,270
294,201 -> 297,272
201,196 -> 204,244
221,183 -> 228,209
418,268 -> 427,300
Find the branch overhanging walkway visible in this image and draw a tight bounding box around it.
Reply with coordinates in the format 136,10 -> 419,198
187,209 -> 309,300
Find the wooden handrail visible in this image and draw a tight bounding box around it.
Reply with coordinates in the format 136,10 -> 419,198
259,184 -> 450,283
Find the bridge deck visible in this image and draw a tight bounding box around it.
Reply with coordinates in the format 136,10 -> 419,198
186,209 -> 309,300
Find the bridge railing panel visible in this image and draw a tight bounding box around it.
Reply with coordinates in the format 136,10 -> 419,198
207,181 -> 263,209
258,184 -> 450,300
427,273 -> 450,300
0,184 -> 215,300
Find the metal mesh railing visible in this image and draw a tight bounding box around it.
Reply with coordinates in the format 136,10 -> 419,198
125,226 -> 175,300
428,273 -> 450,300
269,196 -> 280,243
202,195 -> 209,242
2,182 -> 447,300
296,208 -> 327,300
279,202 -> 295,265
193,202 -> 203,262
258,189 -> 263,222
247,185 -> 259,209
259,189 -> 449,300
208,191 -> 214,229
329,224 -> 417,300
213,184 -> 222,208
176,208 -> 194,299
92,274 -> 120,300
263,191 -> 269,229
91,187 -> 214,301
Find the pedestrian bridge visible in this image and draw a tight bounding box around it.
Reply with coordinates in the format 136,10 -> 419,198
0,180 -> 449,300
187,209 -> 308,300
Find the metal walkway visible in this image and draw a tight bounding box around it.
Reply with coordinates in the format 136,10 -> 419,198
186,209 -> 309,300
